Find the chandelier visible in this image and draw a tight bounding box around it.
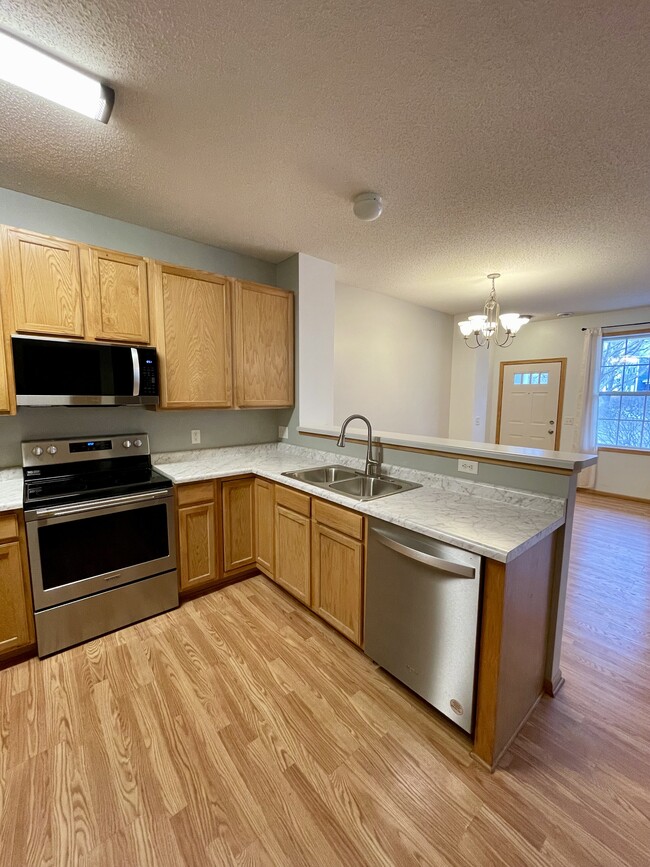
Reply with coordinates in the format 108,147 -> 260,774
458,273 -> 531,348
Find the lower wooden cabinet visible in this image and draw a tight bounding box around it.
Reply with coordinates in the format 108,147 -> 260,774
177,481 -> 220,592
0,513 -> 35,658
222,477 -> 255,573
311,522 -> 364,646
254,478 -> 274,577
311,500 -> 364,646
274,504 -> 312,605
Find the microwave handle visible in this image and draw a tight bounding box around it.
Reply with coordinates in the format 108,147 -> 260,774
131,347 -> 140,396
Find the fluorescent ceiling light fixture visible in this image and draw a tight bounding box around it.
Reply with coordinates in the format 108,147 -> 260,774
0,30 -> 114,122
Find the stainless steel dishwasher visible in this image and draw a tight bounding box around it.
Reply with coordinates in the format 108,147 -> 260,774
365,518 -> 482,734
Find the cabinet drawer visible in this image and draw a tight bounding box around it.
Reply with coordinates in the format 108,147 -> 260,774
275,485 -> 311,517
176,480 -> 215,507
0,513 -> 19,543
313,498 -> 364,540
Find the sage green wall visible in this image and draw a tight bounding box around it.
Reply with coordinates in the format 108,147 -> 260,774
0,187 -> 284,467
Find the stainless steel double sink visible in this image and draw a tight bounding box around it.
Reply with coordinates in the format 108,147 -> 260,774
281,465 -> 421,501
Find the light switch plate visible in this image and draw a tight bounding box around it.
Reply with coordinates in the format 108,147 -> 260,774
458,459 -> 479,475
191,429 -> 201,444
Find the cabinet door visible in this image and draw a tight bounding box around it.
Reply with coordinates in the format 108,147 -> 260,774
178,501 -> 218,591
83,247 -> 150,343
222,478 -> 255,573
234,281 -> 294,407
0,541 -> 33,656
0,288 -> 14,414
311,523 -> 363,645
5,228 -> 84,337
150,262 -> 232,408
254,478 -> 274,577
274,505 -> 311,605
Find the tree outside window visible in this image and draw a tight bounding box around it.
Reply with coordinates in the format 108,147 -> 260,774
596,334 -> 650,449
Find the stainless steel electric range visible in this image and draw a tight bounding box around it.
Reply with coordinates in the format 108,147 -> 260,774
22,433 -> 178,657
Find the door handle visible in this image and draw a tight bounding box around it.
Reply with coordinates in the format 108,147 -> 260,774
371,530 -> 477,578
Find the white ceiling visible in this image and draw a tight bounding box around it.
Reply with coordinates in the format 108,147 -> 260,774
1,0 -> 649,317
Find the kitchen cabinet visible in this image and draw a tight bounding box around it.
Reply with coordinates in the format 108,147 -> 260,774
177,482 -> 220,592
274,486 -> 311,605
0,287 -> 13,414
2,226 -> 84,337
254,478 -> 274,577
0,513 -> 35,658
149,261 -> 232,409
82,246 -> 150,343
233,280 -> 294,407
222,477 -> 255,574
311,500 -> 364,646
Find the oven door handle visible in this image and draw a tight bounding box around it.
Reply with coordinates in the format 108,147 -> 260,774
33,489 -> 170,519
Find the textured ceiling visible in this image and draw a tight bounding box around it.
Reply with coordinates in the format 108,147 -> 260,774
0,0 -> 649,316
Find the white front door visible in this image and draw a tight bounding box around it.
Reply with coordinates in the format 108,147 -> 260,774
497,361 -> 563,449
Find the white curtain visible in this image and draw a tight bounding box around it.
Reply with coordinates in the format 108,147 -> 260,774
573,327 -> 602,488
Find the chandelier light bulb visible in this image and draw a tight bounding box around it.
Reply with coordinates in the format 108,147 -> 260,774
458,274 -> 530,349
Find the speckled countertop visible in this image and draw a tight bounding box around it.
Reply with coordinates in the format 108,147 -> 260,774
0,443 -> 565,562
154,443 -> 566,563
0,468 -> 23,513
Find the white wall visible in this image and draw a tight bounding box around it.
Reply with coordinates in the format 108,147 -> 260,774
297,255 -> 336,428
484,304 -> 650,499
448,315 -> 491,441
334,283 -> 453,437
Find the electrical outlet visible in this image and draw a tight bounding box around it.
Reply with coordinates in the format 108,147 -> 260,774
191,429 -> 201,444
474,416 -> 481,427
564,417 -> 574,426
458,459 -> 479,475
278,426 -> 288,440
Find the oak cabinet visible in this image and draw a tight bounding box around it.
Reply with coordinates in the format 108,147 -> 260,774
3,227 -> 84,337
150,262 -> 232,409
0,513 -> 35,658
82,246 -> 150,343
0,287 -> 13,414
177,482 -> 219,592
254,478 -> 274,577
274,492 -> 311,605
234,280 -> 294,407
311,522 -> 364,646
222,477 -> 255,573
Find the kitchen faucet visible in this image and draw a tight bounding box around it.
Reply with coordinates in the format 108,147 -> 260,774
336,414 -> 381,477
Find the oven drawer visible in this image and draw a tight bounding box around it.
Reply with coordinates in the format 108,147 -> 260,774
26,489 -> 176,611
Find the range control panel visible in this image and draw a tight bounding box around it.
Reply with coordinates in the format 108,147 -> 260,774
21,433 -> 150,467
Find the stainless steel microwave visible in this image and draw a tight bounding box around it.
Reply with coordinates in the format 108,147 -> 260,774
12,335 -> 159,406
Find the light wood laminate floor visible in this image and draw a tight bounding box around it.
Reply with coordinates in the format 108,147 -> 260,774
1,492 -> 649,866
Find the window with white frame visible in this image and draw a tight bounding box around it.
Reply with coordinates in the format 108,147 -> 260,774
596,332 -> 650,449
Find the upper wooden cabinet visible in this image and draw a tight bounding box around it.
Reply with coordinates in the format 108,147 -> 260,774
0,288 -> 14,414
3,227 -> 84,337
82,246 -> 150,343
234,280 -> 294,407
150,262 -> 232,409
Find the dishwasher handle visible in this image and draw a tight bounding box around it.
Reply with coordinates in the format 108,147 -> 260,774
371,529 -> 478,578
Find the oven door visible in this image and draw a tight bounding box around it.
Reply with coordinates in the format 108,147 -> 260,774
25,489 -> 176,611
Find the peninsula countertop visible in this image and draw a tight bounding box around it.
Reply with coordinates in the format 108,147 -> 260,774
153,443 -> 566,563
0,443 -> 566,562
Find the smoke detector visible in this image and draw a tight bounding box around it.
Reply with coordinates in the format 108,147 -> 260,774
353,192 -> 383,221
